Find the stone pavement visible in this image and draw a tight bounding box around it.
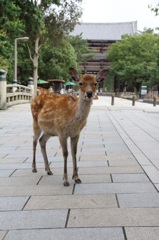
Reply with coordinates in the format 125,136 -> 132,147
0,96 -> 159,240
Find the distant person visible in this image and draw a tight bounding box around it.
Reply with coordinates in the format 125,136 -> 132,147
60,88 -> 65,94
48,86 -> 53,93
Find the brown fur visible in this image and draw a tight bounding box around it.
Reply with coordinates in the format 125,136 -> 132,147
31,68 -> 107,186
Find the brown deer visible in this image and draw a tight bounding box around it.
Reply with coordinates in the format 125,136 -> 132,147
31,68 -> 107,186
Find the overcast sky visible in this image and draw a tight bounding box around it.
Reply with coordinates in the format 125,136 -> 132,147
80,0 -> 159,31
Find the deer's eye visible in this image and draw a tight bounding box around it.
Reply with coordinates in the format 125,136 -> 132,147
94,82 -> 97,86
79,82 -> 83,86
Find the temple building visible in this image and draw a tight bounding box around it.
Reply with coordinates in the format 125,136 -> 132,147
70,21 -> 138,91
70,21 -> 138,73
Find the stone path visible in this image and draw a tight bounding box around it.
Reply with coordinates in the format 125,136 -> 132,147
0,96 -> 159,240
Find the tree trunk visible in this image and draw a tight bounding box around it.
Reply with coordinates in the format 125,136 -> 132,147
33,37 -> 39,96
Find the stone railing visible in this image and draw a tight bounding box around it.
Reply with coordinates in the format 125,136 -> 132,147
6,84 -> 33,108
0,69 -> 33,110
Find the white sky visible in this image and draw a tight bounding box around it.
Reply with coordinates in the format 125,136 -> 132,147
81,0 -> 159,31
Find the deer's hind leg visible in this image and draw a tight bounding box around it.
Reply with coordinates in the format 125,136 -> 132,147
39,133 -> 53,175
32,121 -> 42,173
71,134 -> 82,184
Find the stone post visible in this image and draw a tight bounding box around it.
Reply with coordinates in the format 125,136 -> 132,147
132,95 -> 136,106
111,93 -> 115,105
12,79 -> 17,93
0,69 -> 7,110
27,77 -> 34,96
153,96 -> 157,107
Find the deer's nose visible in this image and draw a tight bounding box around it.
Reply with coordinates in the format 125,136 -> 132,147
86,91 -> 93,98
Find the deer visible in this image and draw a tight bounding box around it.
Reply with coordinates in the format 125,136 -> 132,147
31,68 -> 108,186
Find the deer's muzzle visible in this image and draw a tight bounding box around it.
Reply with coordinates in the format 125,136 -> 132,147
86,91 -> 93,99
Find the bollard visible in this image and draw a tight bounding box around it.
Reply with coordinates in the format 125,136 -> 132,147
153,96 -> 157,107
132,95 -> 136,106
111,93 -> 115,105
27,77 -> 34,96
12,79 -> 17,93
0,69 -> 7,110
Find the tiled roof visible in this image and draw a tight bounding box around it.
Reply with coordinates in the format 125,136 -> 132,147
70,22 -> 138,41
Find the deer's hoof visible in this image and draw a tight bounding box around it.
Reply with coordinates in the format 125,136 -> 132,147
47,171 -> 53,175
75,178 -> 82,184
63,181 -> 70,187
32,169 -> 37,173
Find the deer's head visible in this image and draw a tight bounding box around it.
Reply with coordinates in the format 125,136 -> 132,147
69,68 -> 108,101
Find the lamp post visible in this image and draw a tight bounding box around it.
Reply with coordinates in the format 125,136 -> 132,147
14,37 -> 29,82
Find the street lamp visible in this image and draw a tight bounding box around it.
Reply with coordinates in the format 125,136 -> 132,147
14,37 -> 29,82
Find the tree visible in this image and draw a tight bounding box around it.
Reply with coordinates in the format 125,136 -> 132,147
15,0 -> 82,95
0,31 -> 9,70
0,0 -> 83,87
39,39 -> 77,81
69,34 -> 94,67
107,33 -> 159,91
149,3 -> 159,16
0,0 -> 25,82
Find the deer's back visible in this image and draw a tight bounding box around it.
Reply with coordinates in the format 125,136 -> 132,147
31,93 -> 79,136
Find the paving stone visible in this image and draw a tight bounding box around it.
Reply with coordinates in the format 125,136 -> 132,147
117,193 -> 159,208
1,157 -> 27,163
108,159 -> 139,167
0,210 -> 67,230
0,185 -> 73,197
26,156 -> 72,163
11,168 -> 73,177
0,231 -> 6,240
124,143 -> 141,154
39,174 -> 111,185
79,174 -> 111,183
24,194 -> 117,210
0,170 -> 14,177
68,208 -> 159,227
106,154 -> 135,161
143,166 -> 159,184
81,143 -> 105,148
0,176 -> 41,186
105,143 -> 129,153
0,163 -> 45,170
125,227 -> 159,240
112,173 -> 149,182
155,184 -> 159,191
80,148 -> 106,155
78,160 -> 108,167
4,228 -> 125,240
0,154 -> 8,159
80,155 -> 107,161
79,166 -> 143,175
1,99 -> 159,236
12,165 -> 143,177
0,197 -> 29,211
133,153 -> 152,165
74,182 -> 156,194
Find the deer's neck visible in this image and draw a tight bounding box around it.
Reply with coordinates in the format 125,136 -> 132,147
75,96 -> 92,122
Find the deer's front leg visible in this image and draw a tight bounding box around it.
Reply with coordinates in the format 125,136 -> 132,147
71,135 -> 82,184
59,136 -> 69,186
39,133 -> 53,175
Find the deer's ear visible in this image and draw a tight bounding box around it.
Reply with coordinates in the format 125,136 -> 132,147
69,68 -> 80,81
96,69 -> 108,82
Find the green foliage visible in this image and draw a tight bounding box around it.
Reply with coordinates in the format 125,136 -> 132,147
69,34 -> 94,66
0,0 -> 83,83
0,0 -> 25,39
0,0 -> 25,82
39,40 -> 77,81
107,32 -> 159,90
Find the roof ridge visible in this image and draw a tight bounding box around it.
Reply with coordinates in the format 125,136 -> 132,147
79,21 -> 137,25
